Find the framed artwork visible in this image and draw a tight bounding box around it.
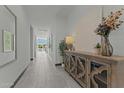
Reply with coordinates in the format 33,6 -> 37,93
11,34 -> 15,51
0,5 -> 17,67
3,30 -> 12,52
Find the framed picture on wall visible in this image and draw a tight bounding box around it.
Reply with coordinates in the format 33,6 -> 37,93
0,5 -> 17,67
2,30 -> 15,52
2,30 -> 12,52
11,34 -> 15,51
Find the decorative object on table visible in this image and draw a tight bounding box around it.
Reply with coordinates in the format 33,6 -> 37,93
94,43 -> 101,55
95,9 -> 124,56
55,40 -> 67,66
65,35 -> 75,51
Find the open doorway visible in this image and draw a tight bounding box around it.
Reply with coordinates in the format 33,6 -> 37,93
34,28 -> 51,57
36,37 -> 48,52
30,26 -> 54,61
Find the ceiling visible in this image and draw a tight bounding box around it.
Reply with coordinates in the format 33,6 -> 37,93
36,30 -> 49,38
23,5 -> 76,28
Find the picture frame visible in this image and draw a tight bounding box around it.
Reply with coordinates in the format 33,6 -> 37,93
2,30 -> 12,52
0,5 -> 17,67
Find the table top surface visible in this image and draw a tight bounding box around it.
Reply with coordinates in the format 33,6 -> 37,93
65,50 -> 124,63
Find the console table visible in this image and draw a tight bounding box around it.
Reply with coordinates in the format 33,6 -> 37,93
64,50 -> 124,88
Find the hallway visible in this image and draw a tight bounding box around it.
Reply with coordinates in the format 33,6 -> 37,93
14,51 -> 81,88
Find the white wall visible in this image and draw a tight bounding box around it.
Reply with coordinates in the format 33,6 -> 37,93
30,26 -> 37,59
0,5 -> 30,87
49,21 -> 57,64
55,16 -> 69,63
68,6 -> 101,52
67,5 -> 124,56
30,26 -> 33,59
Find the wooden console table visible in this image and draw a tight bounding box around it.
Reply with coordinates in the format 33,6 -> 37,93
64,50 -> 124,88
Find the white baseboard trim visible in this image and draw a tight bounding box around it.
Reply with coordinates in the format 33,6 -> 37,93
10,62 -> 31,88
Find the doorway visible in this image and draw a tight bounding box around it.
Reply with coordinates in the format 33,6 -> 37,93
30,26 -> 54,62
36,37 -> 48,52
35,28 -> 51,58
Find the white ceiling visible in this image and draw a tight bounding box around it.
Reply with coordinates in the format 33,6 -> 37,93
36,30 -> 49,38
23,5 -> 75,28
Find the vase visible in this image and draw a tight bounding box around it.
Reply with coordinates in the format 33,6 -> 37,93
101,36 -> 113,56
94,48 -> 101,55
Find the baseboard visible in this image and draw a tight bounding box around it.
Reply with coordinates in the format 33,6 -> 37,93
55,63 -> 62,66
10,64 -> 29,88
46,53 -> 63,67
30,58 -> 34,61
46,53 -> 63,66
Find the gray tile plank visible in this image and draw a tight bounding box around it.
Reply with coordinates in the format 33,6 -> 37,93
14,51 -> 81,88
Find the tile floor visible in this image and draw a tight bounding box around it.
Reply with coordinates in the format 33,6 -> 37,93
15,51 -> 81,88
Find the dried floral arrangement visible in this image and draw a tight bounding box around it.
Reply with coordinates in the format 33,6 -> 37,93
95,9 -> 124,37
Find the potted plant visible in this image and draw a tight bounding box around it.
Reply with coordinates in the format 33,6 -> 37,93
55,40 -> 67,67
94,43 -> 101,55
